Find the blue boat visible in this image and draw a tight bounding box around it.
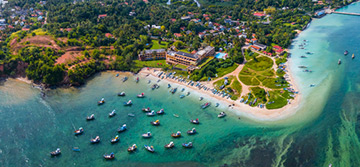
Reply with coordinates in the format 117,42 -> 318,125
74,127 -> 84,135
180,95 -> 185,99
116,74 -> 119,77
72,147 -> 80,152
168,84 -> 171,88
122,77 -> 128,82
201,102 -> 211,109
117,124 -> 127,132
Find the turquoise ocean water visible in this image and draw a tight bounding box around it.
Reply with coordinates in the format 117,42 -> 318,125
1,3 -> 360,166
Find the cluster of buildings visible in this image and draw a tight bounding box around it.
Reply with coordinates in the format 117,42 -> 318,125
138,46 -> 215,70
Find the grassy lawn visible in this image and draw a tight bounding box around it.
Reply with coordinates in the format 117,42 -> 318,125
261,69 -> 275,76
133,60 -> 170,69
239,66 -> 256,76
32,29 -> 48,36
246,56 -> 273,71
275,57 -> 287,66
174,64 -> 187,69
266,91 -> 288,109
216,63 -> 238,78
239,76 -> 260,86
230,79 -> 242,100
150,40 -> 168,49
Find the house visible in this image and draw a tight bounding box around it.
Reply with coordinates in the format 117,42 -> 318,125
129,11 -> 136,16
253,43 -> 267,50
185,30 -> 192,35
171,19 -> 176,22
138,49 -> 167,61
253,12 -> 266,17
151,25 -> 161,29
181,16 -> 191,21
105,33 -> 114,38
174,33 -> 182,38
251,45 -> 261,51
251,38 -> 257,43
198,32 -> 205,38
273,45 -> 284,54
98,14 -> 107,19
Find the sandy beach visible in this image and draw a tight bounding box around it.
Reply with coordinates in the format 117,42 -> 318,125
138,66 -> 302,121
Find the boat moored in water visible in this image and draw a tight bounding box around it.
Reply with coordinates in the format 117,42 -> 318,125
150,120 -> 160,126
128,113 -> 135,117
142,107 -> 151,112
144,145 -> 155,153
103,152 -> 115,160
171,131 -> 181,138
352,54 -> 355,59
50,148 -> 61,156
109,110 -> 116,117
110,135 -> 119,143
117,92 -> 125,96
201,102 -> 211,109
142,132 -> 152,138
186,92 -> 190,96
74,127 -> 84,135
156,109 -> 164,114
187,128 -> 196,135
180,95 -> 185,99
124,100 -> 132,106
98,98 -> 105,105
137,93 -> 145,98
122,77 -> 128,82
165,141 -> 175,148
344,50 -> 349,55
72,147 -> 80,152
199,97 -> 204,101
90,136 -> 100,143
146,111 -> 156,116
135,77 -> 139,83
170,88 -> 177,94
190,118 -> 199,124
218,112 -> 226,118
338,59 -> 341,65
215,103 -> 219,107
117,124 -> 127,132
127,144 -> 137,152
86,114 -> 95,121
182,142 -> 193,148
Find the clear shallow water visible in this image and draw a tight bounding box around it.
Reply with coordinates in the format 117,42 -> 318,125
1,3 -> 360,166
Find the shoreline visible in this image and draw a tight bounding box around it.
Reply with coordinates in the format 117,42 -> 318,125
138,68 -> 302,121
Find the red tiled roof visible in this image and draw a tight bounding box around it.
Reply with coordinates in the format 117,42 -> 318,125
253,13 -> 266,17
171,19 -> 176,22
105,33 -> 113,38
174,33 -> 182,37
273,45 -> 282,50
98,14 -> 107,18
276,48 -> 284,53
251,45 -> 260,50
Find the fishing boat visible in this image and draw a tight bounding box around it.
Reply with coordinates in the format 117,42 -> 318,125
146,111 -> 156,116
344,50 -> 349,55
181,88 -> 185,92
170,88 -> 177,94
171,131 -> 181,138
151,84 -> 158,90
137,93 -> 145,98
127,144 -> 137,152
144,145 -> 155,153
180,95 -> 185,99
117,92 -> 125,96
128,113 -> 135,117
103,152 -> 115,160
173,114 -> 179,118
150,120 -> 160,126
300,56 -> 307,58
90,136 -> 100,143
182,142 -> 193,148
116,74 -> 119,77
98,98 -> 105,105
122,77 -> 128,82
186,92 -> 190,96
109,110 -> 116,117
74,127 -> 84,135
305,52 -> 312,55
298,65 -> 307,68
218,112 -> 226,118
50,148 -> 61,156
338,59 -> 341,65
156,109 -> 164,115
187,128 -> 196,135
190,118 -> 199,124
201,102 -> 211,109
199,97 -> 204,101
352,54 -> 355,59
164,141 -> 175,149
215,103 -> 219,107
135,77 -> 139,83
142,132 -> 152,138
142,107 -> 151,112
72,147 -> 80,152
310,84 -> 316,87
124,100 -> 132,106
168,84 -> 171,88
110,135 -> 119,143
86,114 -> 95,121
117,124 -> 127,132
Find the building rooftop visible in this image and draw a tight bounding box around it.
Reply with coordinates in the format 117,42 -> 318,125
168,51 -> 196,59
143,49 -> 166,54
